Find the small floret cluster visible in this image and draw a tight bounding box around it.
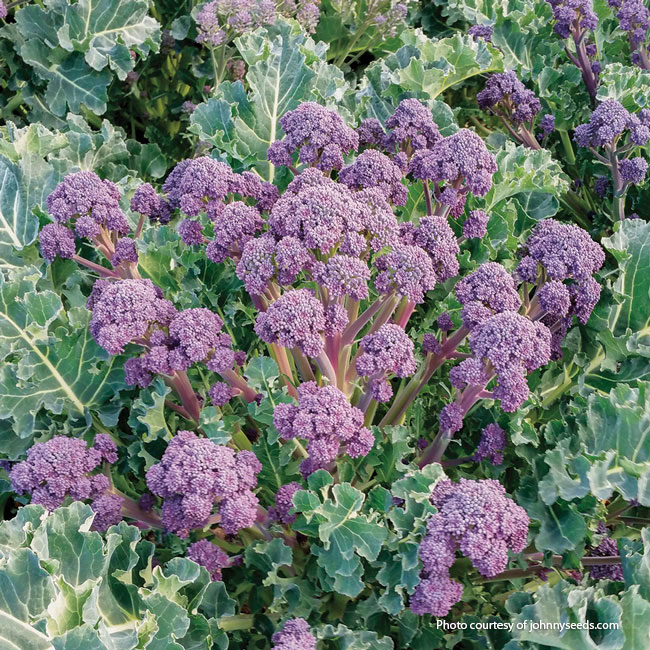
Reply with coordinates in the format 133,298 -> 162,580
411,478 -> 529,616
88,279 -> 177,356
255,289 -> 330,357
271,618 -> 316,650
130,183 -> 172,224
468,312 -> 552,412
88,279 -> 237,387
146,430 -> 261,537
356,324 -> 417,402
468,24 -> 493,42
339,149 -> 408,205
473,423 -> 507,464
545,0 -> 598,39
187,540 -> 230,581
237,234 -> 312,295
196,0 -> 320,49
408,129 -> 498,209
268,102 -> 358,171
455,262 -> 521,329
587,522 -> 624,580
9,434 -> 121,531
517,218 -> 606,324
610,0 -> 650,67
574,100 -> 650,149
477,71 -> 542,125
46,171 -> 129,235
41,171 -> 133,262
273,382 -> 375,476
269,482 -> 302,524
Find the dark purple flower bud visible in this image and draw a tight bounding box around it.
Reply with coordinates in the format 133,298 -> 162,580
111,238 -> 138,266
437,313 -> 454,331
339,149 -> 407,205
620,156 -> 648,184
462,209 -> 490,239
40,223 -> 76,261
187,540 -> 230,581
468,24 -> 493,42
422,333 -> 442,354
209,381 -> 234,406
267,102 -> 358,172
473,423 -> 507,464
269,482 -> 302,524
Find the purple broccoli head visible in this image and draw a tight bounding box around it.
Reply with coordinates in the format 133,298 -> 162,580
574,100 -> 650,148
187,539 -> 230,581
40,223 -> 76,261
267,102 -> 358,172
473,423 -> 507,464
269,481 -> 302,525
46,171 -> 129,234
146,430 -> 261,537
374,245 -> 438,304
271,618 -> 316,650
273,382 -> 374,476
411,477 -> 529,616
255,289 -> 327,357
88,279 -> 177,355
455,262 -> 522,329
409,129 -> 498,198
477,70 -> 542,125
469,311 -> 552,411
384,98 -> 442,152
339,149 -> 407,205
9,435 -> 120,529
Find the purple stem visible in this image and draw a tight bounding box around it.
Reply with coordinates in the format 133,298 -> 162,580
379,325 -> 470,427
72,255 -> 121,279
221,368 -> 262,403
419,373 -> 494,468
341,295 -> 390,347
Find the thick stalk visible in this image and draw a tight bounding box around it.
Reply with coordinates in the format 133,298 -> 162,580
165,371 -> 201,422
221,368 -> 262,403
316,351 -> 338,387
478,555 -> 621,584
423,180 -> 434,216
268,343 -> 299,399
609,146 -> 626,221
291,347 -> 316,382
559,130 -> 576,165
341,296 -> 387,347
364,400 -> 378,427
573,30 -> 598,101
72,255 -> 121,279
110,489 -> 163,529
394,300 -> 415,329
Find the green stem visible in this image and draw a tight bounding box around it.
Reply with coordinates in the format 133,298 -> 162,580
559,130 -> 576,165
218,615 -> 254,632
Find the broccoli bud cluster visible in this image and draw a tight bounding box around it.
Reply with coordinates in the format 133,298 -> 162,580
273,382 -> 375,476
411,478 -> 529,616
9,434 -> 121,531
146,430 -> 261,537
